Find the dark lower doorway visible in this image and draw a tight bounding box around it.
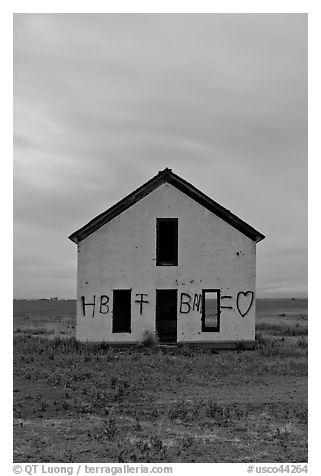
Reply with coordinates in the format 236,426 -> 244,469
156,289 -> 177,343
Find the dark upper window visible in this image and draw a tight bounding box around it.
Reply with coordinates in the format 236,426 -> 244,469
156,218 -> 178,266
202,289 -> 220,332
112,290 -> 131,333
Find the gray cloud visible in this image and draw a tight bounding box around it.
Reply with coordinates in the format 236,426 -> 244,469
13,13 -> 307,298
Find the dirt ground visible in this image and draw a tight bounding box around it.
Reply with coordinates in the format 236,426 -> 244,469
13,298 -> 308,463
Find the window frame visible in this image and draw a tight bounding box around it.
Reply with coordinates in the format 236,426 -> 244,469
112,289 -> 132,333
156,218 -> 178,266
201,289 -> 221,332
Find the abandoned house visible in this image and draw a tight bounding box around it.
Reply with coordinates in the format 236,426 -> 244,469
69,168 -> 265,347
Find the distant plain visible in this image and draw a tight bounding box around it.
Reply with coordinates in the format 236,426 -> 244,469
13,298 -> 308,463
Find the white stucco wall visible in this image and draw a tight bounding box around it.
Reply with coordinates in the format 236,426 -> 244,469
76,183 -> 256,343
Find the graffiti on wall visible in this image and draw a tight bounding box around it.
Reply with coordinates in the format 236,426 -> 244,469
135,293 -> 149,315
221,295 -> 233,310
236,291 -> 254,317
80,290 -> 254,318
179,293 -> 202,314
81,295 -> 110,318
81,293 -> 149,317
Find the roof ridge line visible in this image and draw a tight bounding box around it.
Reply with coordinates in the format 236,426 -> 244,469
69,169 -> 265,244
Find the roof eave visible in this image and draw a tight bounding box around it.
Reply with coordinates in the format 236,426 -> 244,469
68,168 -> 265,244
255,233 -> 265,243
68,233 -> 78,244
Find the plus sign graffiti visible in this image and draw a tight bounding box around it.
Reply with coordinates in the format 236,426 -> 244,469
134,293 -> 149,315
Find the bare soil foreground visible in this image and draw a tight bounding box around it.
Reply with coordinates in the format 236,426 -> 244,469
13,299 -> 308,463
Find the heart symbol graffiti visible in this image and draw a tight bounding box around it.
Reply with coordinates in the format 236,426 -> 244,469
237,291 -> 254,317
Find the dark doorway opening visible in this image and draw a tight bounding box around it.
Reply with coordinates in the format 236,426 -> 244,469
156,289 -> 177,343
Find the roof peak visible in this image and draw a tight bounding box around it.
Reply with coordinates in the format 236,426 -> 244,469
158,167 -> 172,174
69,168 -> 265,244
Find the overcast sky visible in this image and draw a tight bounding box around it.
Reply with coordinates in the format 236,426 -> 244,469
13,13 -> 307,299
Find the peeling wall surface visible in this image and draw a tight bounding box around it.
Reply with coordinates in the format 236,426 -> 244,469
76,183 -> 256,343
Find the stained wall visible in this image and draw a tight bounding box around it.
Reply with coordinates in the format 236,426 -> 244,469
76,183 -> 256,343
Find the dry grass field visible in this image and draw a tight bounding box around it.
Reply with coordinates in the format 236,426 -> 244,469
13,298 -> 308,463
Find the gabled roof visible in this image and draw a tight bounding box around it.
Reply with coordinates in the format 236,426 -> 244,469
69,168 -> 265,244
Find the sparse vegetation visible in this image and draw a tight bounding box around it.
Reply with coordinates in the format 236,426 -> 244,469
15,327 -> 54,335
13,298 -> 307,463
297,336 -> 308,348
140,329 -> 159,347
256,321 -> 307,336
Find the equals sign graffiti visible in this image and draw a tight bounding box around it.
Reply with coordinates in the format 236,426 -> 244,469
220,295 -> 233,310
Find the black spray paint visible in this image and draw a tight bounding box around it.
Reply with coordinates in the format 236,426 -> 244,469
135,293 -> 149,315
80,289 -> 253,318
